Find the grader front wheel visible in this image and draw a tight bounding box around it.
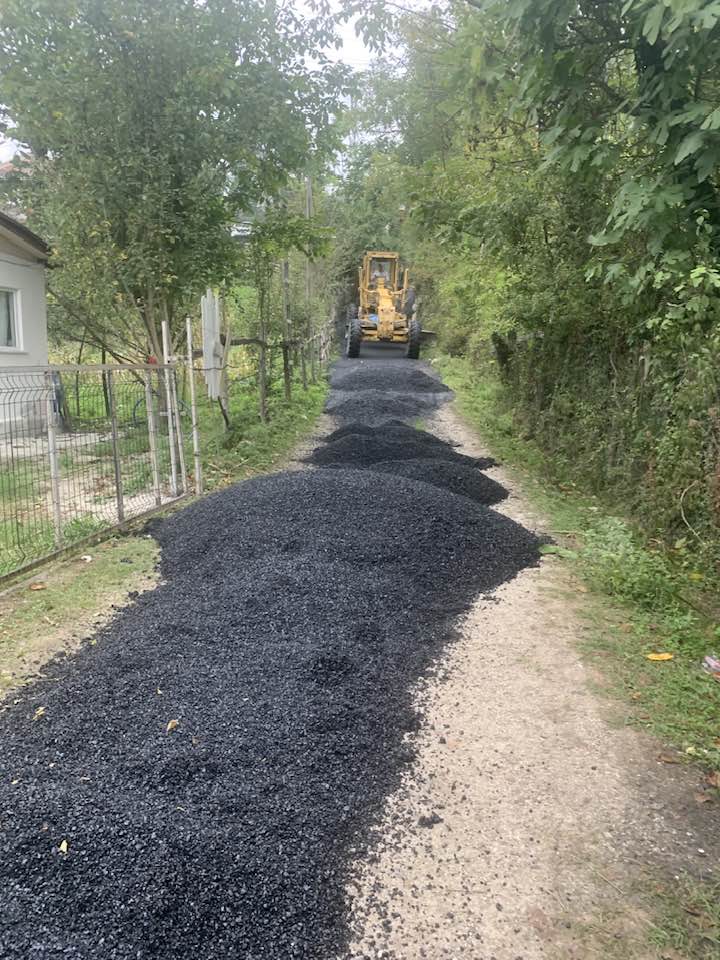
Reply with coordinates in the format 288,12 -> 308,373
406,319 -> 421,359
346,314 -> 362,358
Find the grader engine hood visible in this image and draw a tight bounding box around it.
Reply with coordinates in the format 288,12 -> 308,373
375,283 -> 397,340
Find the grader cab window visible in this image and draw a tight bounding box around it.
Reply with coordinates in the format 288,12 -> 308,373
370,259 -> 394,285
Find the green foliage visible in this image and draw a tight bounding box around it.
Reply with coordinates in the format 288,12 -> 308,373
441,354 -> 720,774
0,0 -> 348,359
199,377 -> 328,489
581,517 -> 687,613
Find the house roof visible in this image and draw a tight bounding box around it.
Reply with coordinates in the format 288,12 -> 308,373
0,210 -> 49,260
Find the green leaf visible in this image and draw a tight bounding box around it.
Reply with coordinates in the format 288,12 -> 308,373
642,4 -> 664,45
695,149 -> 716,183
674,131 -> 704,165
701,107 -> 720,131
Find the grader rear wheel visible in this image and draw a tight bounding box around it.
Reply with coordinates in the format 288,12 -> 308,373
406,319 -> 421,359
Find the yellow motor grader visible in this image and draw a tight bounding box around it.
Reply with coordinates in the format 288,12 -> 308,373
346,251 -> 421,359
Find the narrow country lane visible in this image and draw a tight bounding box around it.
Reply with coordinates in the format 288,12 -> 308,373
0,352 -> 539,959
1,350 -> 716,960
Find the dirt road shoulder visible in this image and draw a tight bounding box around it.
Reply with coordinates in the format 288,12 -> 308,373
347,402 -> 719,960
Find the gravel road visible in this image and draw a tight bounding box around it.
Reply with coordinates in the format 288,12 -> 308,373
0,350 -> 540,959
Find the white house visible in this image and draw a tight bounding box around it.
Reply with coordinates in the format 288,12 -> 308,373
0,211 -> 49,367
0,213 -> 50,437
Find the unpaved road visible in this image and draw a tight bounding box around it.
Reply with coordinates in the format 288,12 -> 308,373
345,400 -> 719,960
0,350 -> 716,959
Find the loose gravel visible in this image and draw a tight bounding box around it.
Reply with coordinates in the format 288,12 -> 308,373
330,365 -> 450,395
0,356 -> 540,960
324,388 -> 438,423
306,433 -> 485,469
342,459 -> 508,507
323,422 -> 461,451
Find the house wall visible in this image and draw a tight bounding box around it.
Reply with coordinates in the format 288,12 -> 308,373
0,232 -> 48,367
0,234 -> 49,436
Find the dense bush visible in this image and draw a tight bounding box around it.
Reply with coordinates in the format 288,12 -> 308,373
331,0 -> 720,571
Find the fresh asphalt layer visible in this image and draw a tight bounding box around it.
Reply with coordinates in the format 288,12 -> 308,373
0,352 -> 540,959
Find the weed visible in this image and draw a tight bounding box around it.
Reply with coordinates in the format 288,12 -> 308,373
439,355 -> 720,770
650,876 -> 720,958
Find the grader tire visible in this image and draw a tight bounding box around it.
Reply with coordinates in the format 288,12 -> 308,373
406,319 -> 421,359
403,288 -> 416,319
346,315 -> 362,358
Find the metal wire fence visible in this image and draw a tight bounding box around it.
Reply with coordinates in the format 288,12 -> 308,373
0,363 -> 191,578
0,315 -> 335,579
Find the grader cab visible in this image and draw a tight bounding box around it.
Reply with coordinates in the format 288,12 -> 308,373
346,251 -> 421,359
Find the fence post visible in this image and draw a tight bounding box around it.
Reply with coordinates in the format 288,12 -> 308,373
186,317 -> 203,494
44,371 -> 63,546
170,363 -> 187,492
106,369 -> 125,527
258,340 -> 268,423
300,339 -> 308,391
282,259 -> 292,402
161,320 -> 180,497
309,333 -> 317,383
144,371 -> 162,507
282,342 -> 292,401
162,320 -> 187,493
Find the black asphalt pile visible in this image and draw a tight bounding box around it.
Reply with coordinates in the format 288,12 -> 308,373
356,459 -> 508,507
0,356 -> 539,960
321,424 -> 497,472
331,365 -> 450,395
324,387 -> 436,423
324,422 -> 454,448
306,432 -> 483,469
323,418 -> 412,437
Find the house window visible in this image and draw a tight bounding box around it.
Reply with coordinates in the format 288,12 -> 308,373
0,289 -> 18,348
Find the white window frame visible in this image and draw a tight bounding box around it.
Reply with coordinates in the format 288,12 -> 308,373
0,287 -> 23,353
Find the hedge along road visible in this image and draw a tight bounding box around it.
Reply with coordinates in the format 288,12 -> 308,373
0,349 -> 542,959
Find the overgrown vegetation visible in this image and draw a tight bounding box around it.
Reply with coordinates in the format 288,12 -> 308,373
442,354 -> 720,775
330,0 -> 720,577
0,0 -> 348,362
198,376 -> 328,489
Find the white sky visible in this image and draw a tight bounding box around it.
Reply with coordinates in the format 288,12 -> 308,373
332,11 -> 372,70
0,140 -> 16,162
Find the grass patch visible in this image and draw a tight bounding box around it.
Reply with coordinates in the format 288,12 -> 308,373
197,376 -> 328,490
0,514 -> 108,577
439,352 -> 720,953
438,355 -> 720,771
649,876 -> 720,958
0,533 -> 159,694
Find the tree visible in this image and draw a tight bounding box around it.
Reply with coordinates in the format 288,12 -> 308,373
0,0 -> 349,359
469,0 -> 720,294
335,0 -> 720,551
